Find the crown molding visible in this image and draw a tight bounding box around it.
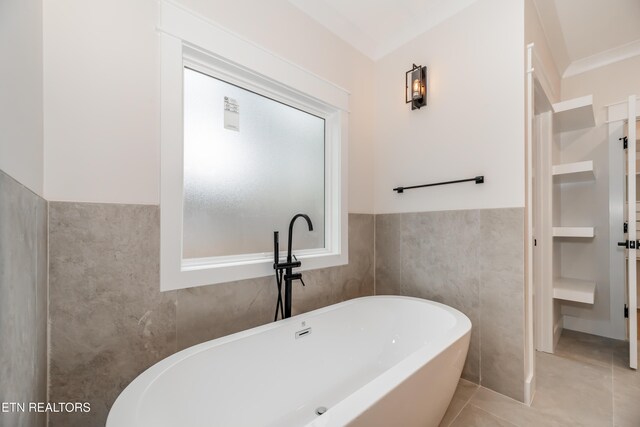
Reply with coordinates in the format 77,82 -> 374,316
563,38 -> 640,78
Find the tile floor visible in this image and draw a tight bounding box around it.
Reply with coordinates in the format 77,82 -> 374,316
440,329 -> 640,426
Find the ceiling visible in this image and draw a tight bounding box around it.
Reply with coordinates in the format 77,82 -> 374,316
288,0 -> 479,60
532,0 -> 640,77
290,0 -> 640,73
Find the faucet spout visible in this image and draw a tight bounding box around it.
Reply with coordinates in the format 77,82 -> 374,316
287,214 -> 313,262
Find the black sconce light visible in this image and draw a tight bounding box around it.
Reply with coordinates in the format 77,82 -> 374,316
405,64 -> 427,110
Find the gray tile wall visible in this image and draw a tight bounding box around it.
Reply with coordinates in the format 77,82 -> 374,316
48,202 -> 374,427
375,208 -> 525,402
47,201 -> 524,425
0,169 -> 48,427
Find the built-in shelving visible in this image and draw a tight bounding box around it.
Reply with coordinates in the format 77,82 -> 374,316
552,227 -> 595,238
553,278 -> 596,304
536,91 -> 598,352
552,95 -> 595,132
552,160 -> 594,183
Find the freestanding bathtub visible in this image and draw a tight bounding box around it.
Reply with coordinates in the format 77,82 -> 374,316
107,296 -> 471,427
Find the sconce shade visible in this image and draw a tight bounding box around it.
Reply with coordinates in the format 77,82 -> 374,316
411,69 -> 421,100
405,64 -> 427,110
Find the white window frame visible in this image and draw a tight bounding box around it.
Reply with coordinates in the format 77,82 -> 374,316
158,1 -> 349,291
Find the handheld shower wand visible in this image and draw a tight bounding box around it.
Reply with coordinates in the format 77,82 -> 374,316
273,232 -> 284,321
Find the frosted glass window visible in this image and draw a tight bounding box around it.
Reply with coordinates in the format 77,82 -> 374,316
182,67 -> 325,259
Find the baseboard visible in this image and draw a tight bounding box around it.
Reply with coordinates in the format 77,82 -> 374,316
561,315 -> 623,340
553,315 -> 563,351
524,371 -> 536,405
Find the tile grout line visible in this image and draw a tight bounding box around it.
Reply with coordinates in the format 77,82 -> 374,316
467,402 -> 521,427
445,384 -> 480,426
610,345 -> 615,426
46,200 -> 51,427
174,290 -> 179,354
477,210 -> 482,387
399,213 -> 403,294
373,214 -> 376,296
476,384 -> 536,407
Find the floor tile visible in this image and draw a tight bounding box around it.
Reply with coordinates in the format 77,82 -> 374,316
554,329 -> 615,369
612,339 -> 638,370
613,358 -> 640,427
440,379 -> 479,427
466,351 -> 614,427
440,329 -> 635,427
450,405 -> 518,427
469,386 -> 562,427
532,351 -> 613,427
613,372 -> 640,427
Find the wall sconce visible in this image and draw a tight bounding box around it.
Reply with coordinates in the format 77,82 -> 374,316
405,64 -> 427,110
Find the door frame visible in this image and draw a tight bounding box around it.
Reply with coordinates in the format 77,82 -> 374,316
607,95 -> 639,368
627,96 -> 637,370
525,43 -> 557,404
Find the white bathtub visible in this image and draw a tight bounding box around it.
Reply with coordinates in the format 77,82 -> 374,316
107,296 -> 471,427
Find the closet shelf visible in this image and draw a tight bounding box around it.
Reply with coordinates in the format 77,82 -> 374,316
552,227 -> 595,238
553,278 -> 595,304
552,95 -> 595,132
552,160 -> 594,183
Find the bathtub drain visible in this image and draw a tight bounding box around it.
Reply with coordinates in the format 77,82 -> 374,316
315,406 -> 327,416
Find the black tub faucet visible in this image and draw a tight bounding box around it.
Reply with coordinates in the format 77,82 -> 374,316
273,214 -> 314,319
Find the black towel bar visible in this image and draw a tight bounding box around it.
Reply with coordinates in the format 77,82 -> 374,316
393,176 -> 484,193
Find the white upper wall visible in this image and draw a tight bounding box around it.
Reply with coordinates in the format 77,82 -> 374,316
0,0 -> 44,196
43,0 -> 528,213
43,0 -> 159,205
373,0 -> 525,214
562,55 -> 640,125
532,0 -> 640,78
525,0 -> 560,103
43,0 -> 375,213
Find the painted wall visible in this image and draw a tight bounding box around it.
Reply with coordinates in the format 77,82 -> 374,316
42,0 -> 159,205
373,0 -> 525,214
0,0 -> 44,196
524,0 -> 561,103
563,55 -> 640,125
42,0 -> 375,213
0,170 -> 48,427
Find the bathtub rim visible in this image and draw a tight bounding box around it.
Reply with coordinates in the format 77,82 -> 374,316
107,295 -> 472,427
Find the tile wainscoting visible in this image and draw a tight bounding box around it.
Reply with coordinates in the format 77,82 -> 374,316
46,202 -> 525,426
48,202 -> 374,427
0,169 -> 48,427
375,208 -> 525,402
